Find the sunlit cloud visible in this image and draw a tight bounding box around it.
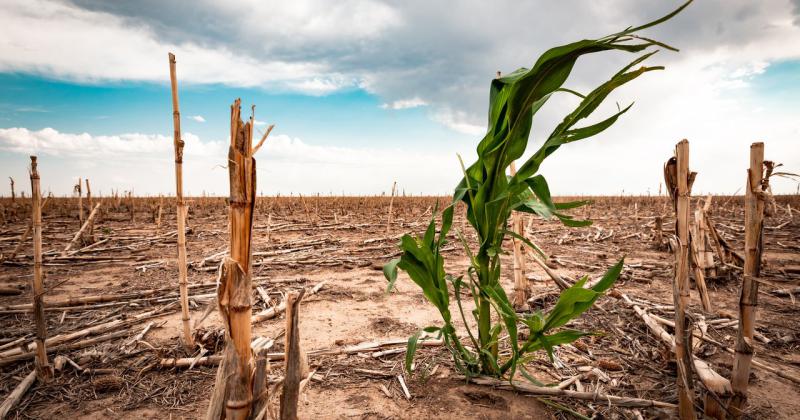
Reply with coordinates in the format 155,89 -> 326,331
380,97 -> 427,110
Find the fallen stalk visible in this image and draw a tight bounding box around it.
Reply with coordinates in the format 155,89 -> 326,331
0,282 -> 222,312
470,376 -> 677,410
160,337 -> 443,369
0,302 -> 177,362
62,202 -> 102,255
0,370 -> 37,418
620,293 -> 732,397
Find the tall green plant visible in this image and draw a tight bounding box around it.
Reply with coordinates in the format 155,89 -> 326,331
385,2 -> 690,378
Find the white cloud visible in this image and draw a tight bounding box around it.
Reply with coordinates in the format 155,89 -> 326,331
206,0 -> 401,42
0,127 -> 463,195
190,115 -> 205,122
284,77 -> 353,96
431,108 -> 485,136
0,0 -> 360,94
380,97 -> 428,110
0,127 -> 224,159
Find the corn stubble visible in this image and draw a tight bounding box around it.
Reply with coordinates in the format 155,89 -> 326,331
384,2 -> 691,379
207,99 -> 258,420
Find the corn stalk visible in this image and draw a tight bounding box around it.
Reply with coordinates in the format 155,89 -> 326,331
385,1 -> 690,378
665,140 -> 697,419
168,53 -> 194,349
729,142 -> 766,418
29,156 -> 52,381
207,99 -> 259,419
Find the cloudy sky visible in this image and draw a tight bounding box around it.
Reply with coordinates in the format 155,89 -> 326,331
0,0 -> 798,196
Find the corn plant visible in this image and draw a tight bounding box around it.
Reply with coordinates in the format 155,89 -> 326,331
384,2 -> 690,378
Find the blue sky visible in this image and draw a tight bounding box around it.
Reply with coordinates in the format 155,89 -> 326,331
1,0 -> 798,196
0,73 -> 466,150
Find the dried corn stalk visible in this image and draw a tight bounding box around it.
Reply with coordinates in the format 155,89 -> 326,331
208,99 -> 259,420
168,52 -> 193,349
664,140 -> 696,419
729,142 -> 767,418
29,156 -> 52,381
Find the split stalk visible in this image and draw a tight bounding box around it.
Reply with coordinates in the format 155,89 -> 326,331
168,52 -> 193,349
29,156 -> 52,381
729,142 -> 765,417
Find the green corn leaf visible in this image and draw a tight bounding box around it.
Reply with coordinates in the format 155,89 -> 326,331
542,285 -> 599,331
591,258 -> 625,293
554,199 -> 592,210
519,175 -> 592,227
479,348 -> 502,374
423,216 -> 436,247
406,330 -> 422,373
438,205 -> 455,247
383,258 -> 401,293
542,259 -> 624,331
523,329 -> 590,354
555,87 -> 586,99
619,0 -> 692,34
553,212 -> 593,227
516,198 -> 552,219
525,175 -> 553,208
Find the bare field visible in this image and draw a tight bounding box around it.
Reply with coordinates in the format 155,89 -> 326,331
1,195 -> 798,419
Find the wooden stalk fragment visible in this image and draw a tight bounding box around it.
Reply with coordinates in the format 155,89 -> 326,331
265,212 -> 272,243
63,202 -> 101,255
29,156 -> 52,381
9,177 -> 15,202
688,197 -> 712,311
205,346 -> 235,420
622,294 -> 731,418
729,142 -> 765,418
168,52 -> 193,349
689,233 -> 712,312
0,370 -> 37,418
665,140 -> 697,419
156,195 -> 163,230
280,289 -> 306,420
530,253 -> 571,290
75,177 -> 83,224
653,216 -> 664,250
471,376 -> 677,410
251,343 -> 271,419
85,178 -> 93,209
704,213 -> 728,267
697,196 -> 715,275
209,99 -> 258,420
85,178 -> 94,237
128,191 -> 135,222
509,162 -> 528,309
386,181 -> 396,234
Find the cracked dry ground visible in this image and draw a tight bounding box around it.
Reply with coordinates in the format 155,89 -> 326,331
0,195 -> 798,419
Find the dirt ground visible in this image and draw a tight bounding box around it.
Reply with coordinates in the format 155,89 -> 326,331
0,195 -> 798,419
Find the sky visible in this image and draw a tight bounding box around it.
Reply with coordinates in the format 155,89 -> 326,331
0,0 -> 799,197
